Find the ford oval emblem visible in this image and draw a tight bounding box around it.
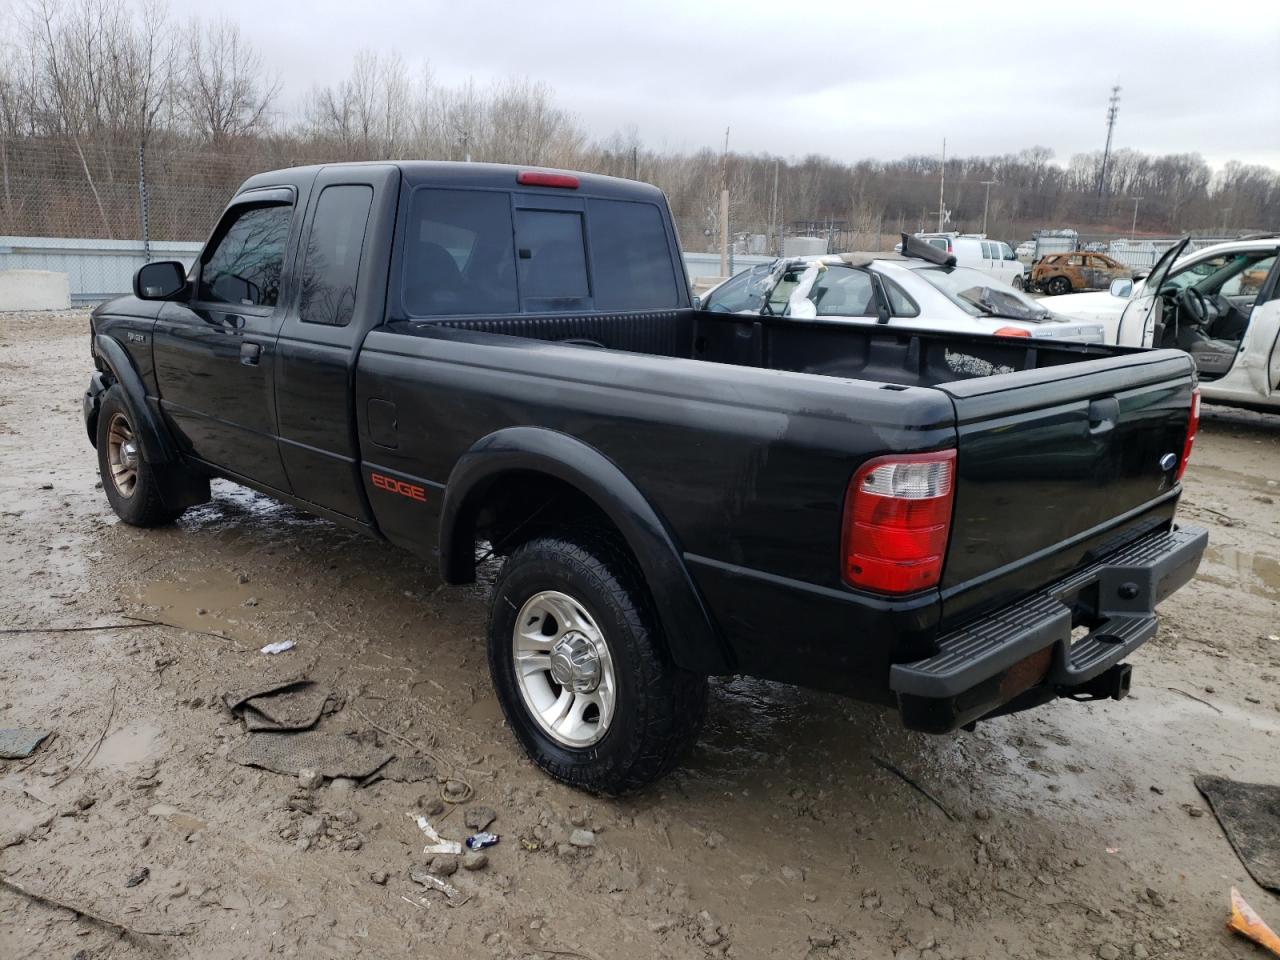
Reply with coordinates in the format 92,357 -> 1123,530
1159,452 -> 1178,472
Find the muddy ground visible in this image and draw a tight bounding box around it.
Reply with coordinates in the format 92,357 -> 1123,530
1,308 -> 1278,960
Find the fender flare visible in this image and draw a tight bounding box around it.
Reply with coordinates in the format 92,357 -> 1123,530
93,334 -> 178,463
439,427 -> 733,676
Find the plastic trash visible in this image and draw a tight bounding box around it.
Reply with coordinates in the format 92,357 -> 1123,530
465,832 -> 500,850
1228,888 -> 1280,956
260,640 -> 295,655
407,812 -> 462,855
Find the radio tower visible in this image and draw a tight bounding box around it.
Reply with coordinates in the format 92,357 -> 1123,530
1096,85 -> 1121,200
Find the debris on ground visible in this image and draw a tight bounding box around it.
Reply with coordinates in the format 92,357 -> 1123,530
125,866 -> 150,888
408,813 -> 463,855
0,728 -> 52,759
1227,887 -> 1280,956
224,678 -> 331,731
408,864 -> 465,903
462,851 -> 488,871
227,730 -> 393,781
1195,775 -> 1280,892
463,805 -> 497,832
259,640 -> 295,655
465,831 -> 499,850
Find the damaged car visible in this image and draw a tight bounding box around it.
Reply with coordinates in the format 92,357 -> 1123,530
702,235 -> 1105,342
1031,252 -> 1135,295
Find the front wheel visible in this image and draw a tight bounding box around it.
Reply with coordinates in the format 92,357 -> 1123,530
96,385 -> 185,527
1011,275 -> 1025,291
487,531 -> 708,794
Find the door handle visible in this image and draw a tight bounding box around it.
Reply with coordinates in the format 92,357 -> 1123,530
1088,396 -> 1119,434
240,342 -> 262,366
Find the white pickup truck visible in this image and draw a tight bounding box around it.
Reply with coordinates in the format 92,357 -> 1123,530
1045,235 -> 1280,413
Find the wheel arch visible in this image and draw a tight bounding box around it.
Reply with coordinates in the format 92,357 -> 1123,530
439,427 -> 733,675
92,334 -> 178,464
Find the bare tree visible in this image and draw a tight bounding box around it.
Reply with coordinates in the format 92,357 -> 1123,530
180,17 -> 277,143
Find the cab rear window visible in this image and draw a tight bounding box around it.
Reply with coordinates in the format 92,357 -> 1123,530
403,188 -> 679,317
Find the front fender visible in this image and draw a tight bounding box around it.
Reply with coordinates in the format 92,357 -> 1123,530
439,427 -> 733,676
92,334 -> 177,463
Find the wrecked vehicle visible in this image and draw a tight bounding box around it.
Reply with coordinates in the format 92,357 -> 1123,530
83,162 -> 1206,793
1043,236 -> 1280,410
1031,251 -> 1135,295
702,238 -> 1105,342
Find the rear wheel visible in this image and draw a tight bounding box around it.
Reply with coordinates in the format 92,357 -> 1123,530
1046,276 -> 1072,296
1011,275 -> 1026,291
487,531 -> 707,794
96,386 -> 185,527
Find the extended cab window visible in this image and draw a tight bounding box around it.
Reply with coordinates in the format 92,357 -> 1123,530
515,209 -> 589,306
299,185 -> 374,326
587,199 -> 679,310
199,203 -> 291,307
404,189 -> 518,316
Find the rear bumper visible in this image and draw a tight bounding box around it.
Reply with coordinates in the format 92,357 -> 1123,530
890,523 -> 1207,732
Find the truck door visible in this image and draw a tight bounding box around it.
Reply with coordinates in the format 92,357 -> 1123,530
153,188 -> 298,490
274,165 -> 397,521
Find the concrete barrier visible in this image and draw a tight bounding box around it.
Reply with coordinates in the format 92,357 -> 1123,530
0,269 -> 72,311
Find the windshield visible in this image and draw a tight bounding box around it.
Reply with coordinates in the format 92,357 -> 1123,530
909,265 -> 1050,322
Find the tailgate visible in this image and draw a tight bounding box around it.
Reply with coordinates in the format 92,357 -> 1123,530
937,348 -> 1196,624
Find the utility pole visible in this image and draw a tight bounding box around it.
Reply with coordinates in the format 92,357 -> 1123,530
719,127 -> 730,278
770,159 -> 780,257
937,138 -> 946,232
980,180 -> 997,235
631,145 -> 638,180
1221,206 -> 1233,234
1096,85 -> 1121,201
1127,196 -> 1143,236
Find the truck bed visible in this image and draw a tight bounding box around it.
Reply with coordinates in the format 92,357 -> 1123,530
359,306 -> 1195,701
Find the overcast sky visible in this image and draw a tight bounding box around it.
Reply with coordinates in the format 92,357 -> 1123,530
165,0 -> 1280,171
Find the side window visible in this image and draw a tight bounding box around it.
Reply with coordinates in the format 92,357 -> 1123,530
587,199 -> 679,310
927,238 -> 948,251
515,209 -> 589,307
199,204 -> 291,307
809,268 -> 875,317
981,241 -> 994,259
1000,242 -> 1014,260
299,185 -> 374,327
883,277 -> 919,317
404,189 -> 518,316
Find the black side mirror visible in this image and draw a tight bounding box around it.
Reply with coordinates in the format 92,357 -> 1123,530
134,261 -> 188,300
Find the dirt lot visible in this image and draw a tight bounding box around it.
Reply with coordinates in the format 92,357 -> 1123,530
2,308 -> 1278,960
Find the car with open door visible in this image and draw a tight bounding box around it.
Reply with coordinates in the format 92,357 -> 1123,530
702,235 -> 1105,343
1113,235 -> 1280,412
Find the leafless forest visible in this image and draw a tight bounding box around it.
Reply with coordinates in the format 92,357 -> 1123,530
2,0 -> 1278,248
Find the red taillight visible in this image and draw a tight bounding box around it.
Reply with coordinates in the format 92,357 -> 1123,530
841,450 -> 956,594
1176,388 -> 1201,481
992,326 -> 1031,338
516,171 -> 579,189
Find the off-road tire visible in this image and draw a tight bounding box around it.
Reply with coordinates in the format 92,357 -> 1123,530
96,385 -> 185,527
487,530 -> 708,794
1047,275 -> 1072,295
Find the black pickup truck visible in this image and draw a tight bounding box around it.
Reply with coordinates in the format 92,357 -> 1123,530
83,162 -> 1207,793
